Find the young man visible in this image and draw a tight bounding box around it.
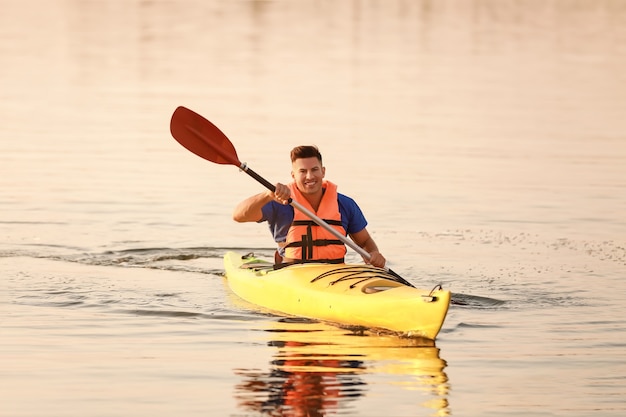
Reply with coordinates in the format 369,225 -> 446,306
232,145 -> 387,268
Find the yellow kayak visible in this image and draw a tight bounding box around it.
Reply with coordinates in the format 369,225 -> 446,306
223,251 -> 451,340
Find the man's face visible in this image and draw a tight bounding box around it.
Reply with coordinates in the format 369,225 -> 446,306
291,157 -> 325,195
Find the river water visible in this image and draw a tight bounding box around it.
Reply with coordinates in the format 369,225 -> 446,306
2,1 -> 625,416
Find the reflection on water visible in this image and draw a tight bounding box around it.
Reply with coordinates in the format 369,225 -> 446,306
235,319 -> 449,416
235,350 -> 365,417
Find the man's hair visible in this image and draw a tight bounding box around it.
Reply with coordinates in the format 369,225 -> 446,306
290,145 -> 322,163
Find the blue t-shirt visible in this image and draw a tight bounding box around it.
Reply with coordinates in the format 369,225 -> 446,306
260,193 -> 368,254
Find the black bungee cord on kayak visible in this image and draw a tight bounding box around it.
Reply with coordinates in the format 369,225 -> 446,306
311,266 -> 411,288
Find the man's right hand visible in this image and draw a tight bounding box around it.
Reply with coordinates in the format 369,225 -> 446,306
272,183 -> 291,205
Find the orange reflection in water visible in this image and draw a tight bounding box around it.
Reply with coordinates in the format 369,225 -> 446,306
234,319 -> 449,416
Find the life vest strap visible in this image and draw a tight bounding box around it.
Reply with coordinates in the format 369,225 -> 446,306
283,239 -> 344,248
274,258 -> 345,269
291,219 -> 343,227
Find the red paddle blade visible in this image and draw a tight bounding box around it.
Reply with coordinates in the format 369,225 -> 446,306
170,106 -> 241,166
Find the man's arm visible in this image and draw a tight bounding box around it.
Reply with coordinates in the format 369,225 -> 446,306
233,183 -> 291,223
349,228 -> 386,268
232,191 -> 273,222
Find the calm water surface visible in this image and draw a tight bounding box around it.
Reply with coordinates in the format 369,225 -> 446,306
2,1 -> 625,416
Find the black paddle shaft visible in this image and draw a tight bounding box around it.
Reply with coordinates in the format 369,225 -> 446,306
240,163 -> 294,204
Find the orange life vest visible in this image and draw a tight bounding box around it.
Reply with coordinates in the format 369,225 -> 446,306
284,181 -> 347,263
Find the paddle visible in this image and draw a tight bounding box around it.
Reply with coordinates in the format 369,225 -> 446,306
169,105 -> 415,287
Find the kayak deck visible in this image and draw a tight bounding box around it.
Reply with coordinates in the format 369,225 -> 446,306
223,251 -> 451,340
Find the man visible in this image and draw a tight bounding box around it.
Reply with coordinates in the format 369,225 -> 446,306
232,145 -> 387,268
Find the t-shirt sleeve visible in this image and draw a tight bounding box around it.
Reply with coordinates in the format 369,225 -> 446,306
260,201 -> 293,244
259,201 -> 275,223
338,194 -> 368,234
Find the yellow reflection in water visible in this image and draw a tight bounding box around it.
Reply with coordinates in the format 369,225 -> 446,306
234,318 -> 449,416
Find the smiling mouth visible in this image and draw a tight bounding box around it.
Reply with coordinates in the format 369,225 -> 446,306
301,181 -> 318,191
